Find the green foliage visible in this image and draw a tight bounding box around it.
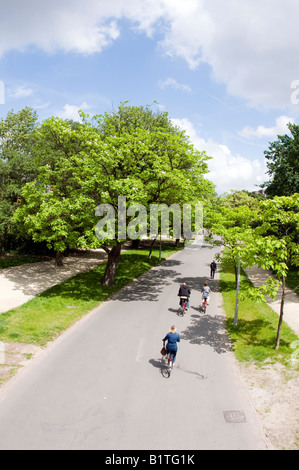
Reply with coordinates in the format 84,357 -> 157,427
263,123 -> 299,197
208,193 -> 299,349
206,203 -> 258,280
220,252 -> 298,365
221,189 -> 261,210
241,194 -> 299,278
14,104 -> 215,280
286,266 -> 299,295
0,108 -> 39,252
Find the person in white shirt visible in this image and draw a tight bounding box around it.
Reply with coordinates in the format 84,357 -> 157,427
202,281 -> 211,305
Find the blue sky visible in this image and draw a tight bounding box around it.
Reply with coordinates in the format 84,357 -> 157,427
1,0 -> 299,194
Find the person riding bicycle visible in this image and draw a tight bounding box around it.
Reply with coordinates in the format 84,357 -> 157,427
178,282 -> 191,309
162,325 -> 180,367
202,281 -> 211,305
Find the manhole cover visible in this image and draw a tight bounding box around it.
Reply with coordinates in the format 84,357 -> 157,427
223,411 -> 247,423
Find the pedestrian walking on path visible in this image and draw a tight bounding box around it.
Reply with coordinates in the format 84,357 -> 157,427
210,260 -> 216,279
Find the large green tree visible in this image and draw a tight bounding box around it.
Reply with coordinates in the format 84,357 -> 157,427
15,105 -> 214,284
14,116 -> 103,265
94,105 -> 214,284
0,108 -> 39,253
262,123 -> 299,197
205,204 -> 258,283
208,193 -> 299,349
241,194 -> 299,349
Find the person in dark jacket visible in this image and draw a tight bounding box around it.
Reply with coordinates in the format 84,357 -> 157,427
178,282 -> 191,309
210,260 -> 217,279
162,325 -> 180,366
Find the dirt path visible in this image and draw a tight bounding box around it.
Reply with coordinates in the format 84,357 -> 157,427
0,250 -> 107,314
245,265 -> 299,336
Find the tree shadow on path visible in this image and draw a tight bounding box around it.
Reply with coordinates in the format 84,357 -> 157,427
112,259 -> 183,303
181,311 -> 232,355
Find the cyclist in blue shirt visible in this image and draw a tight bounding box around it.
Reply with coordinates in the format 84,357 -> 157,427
162,325 -> 180,366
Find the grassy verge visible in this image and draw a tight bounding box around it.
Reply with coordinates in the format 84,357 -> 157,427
286,266 -> 299,296
0,244 -> 180,347
220,252 -> 298,367
0,255 -> 51,270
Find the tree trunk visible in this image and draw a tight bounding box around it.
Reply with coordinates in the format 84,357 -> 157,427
275,276 -> 286,350
148,237 -> 157,260
234,263 -> 238,285
55,251 -> 64,267
102,242 -> 122,287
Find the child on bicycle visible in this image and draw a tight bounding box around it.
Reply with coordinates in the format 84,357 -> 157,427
202,281 -> 211,305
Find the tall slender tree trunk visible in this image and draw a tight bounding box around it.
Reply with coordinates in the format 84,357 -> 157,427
148,237 -> 157,260
102,242 -> 122,287
275,276 -> 286,350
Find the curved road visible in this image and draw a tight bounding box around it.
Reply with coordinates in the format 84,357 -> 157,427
0,239 -> 267,450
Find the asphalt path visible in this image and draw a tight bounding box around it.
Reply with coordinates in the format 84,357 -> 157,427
0,239 -> 267,450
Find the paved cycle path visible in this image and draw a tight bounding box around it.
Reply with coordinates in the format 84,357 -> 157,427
0,239 -> 269,450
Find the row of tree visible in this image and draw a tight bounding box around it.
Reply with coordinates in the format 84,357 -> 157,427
204,122 -> 299,350
205,190 -> 299,350
1,105 -> 298,349
0,104 -> 214,285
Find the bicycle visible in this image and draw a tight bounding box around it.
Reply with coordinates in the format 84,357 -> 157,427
161,351 -> 175,378
200,296 -> 208,313
178,296 -> 188,316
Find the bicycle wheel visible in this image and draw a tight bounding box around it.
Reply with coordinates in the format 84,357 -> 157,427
161,365 -> 171,378
178,307 -> 184,317
161,357 -> 171,378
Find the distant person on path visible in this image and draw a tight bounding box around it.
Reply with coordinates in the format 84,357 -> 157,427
210,260 -> 216,279
162,325 -> 180,367
178,282 -> 191,309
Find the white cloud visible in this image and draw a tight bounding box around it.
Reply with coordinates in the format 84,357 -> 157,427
1,1 -> 299,109
10,85 -> 33,98
157,0 -> 215,70
172,117 -> 267,195
57,102 -> 91,122
239,116 -> 295,139
158,77 -> 192,93
0,0 -> 122,56
157,0 -> 299,109
206,143 -> 267,195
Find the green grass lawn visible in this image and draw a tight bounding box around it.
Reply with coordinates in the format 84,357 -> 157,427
220,253 -> 298,367
286,266 -> 299,296
0,255 -> 51,270
0,245 -> 180,346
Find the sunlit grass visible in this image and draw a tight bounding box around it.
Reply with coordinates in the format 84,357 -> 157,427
220,252 -> 298,367
0,245 -> 179,346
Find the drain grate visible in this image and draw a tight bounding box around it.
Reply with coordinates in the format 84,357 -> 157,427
223,410 -> 247,423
